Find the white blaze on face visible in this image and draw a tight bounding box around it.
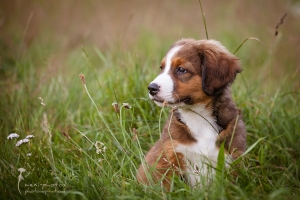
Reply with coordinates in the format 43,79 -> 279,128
149,45 -> 183,106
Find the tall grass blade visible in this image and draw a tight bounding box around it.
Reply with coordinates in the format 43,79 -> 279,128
232,137 -> 266,165
216,142 -> 225,181
234,37 -> 263,55
198,0 -> 209,39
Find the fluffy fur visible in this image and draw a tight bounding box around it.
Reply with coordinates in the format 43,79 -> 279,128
137,38 -> 246,190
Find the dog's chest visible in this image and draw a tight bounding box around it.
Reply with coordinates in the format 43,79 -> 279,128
175,107 -> 220,186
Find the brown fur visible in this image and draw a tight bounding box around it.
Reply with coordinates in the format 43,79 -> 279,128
137,38 -> 246,189
137,109 -> 194,190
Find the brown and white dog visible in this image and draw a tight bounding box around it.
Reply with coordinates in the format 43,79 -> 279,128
137,38 -> 246,189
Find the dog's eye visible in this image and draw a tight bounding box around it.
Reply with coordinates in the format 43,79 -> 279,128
176,67 -> 187,74
160,66 -> 163,70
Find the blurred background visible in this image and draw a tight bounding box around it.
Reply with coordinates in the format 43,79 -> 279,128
1,0 -> 300,67
1,1 -> 300,93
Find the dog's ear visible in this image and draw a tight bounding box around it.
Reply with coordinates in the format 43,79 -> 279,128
197,40 -> 242,96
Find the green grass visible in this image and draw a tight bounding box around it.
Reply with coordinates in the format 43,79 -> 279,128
1,1 -> 300,199
1,35 -> 299,200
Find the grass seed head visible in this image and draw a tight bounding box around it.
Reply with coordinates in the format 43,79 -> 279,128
132,128 -> 138,141
122,103 -> 132,109
38,97 -> 46,106
275,13 -> 287,36
79,73 -> 86,84
112,102 -> 120,113
61,131 -> 71,139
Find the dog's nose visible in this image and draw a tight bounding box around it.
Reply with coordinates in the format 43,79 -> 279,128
148,83 -> 160,96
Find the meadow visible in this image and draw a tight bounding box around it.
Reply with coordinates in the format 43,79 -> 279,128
0,0 -> 300,199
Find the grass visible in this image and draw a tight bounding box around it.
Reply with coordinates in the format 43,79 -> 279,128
1,1 -> 300,199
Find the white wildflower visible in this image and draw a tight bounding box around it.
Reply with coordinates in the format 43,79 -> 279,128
95,141 -> 107,154
18,168 -> 26,173
95,141 -> 105,149
15,140 -> 23,147
96,149 -> 102,154
25,135 -> 34,139
7,133 -> 19,139
96,147 -> 107,154
26,153 -> 32,157
16,139 -> 30,147
22,139 -> 30,143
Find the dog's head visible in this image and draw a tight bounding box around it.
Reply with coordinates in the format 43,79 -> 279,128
148,38 -> 241,107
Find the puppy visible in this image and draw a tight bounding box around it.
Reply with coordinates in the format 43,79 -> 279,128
137,38 -> 246,189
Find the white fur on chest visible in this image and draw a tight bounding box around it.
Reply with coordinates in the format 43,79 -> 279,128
175,105 -> 221,187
